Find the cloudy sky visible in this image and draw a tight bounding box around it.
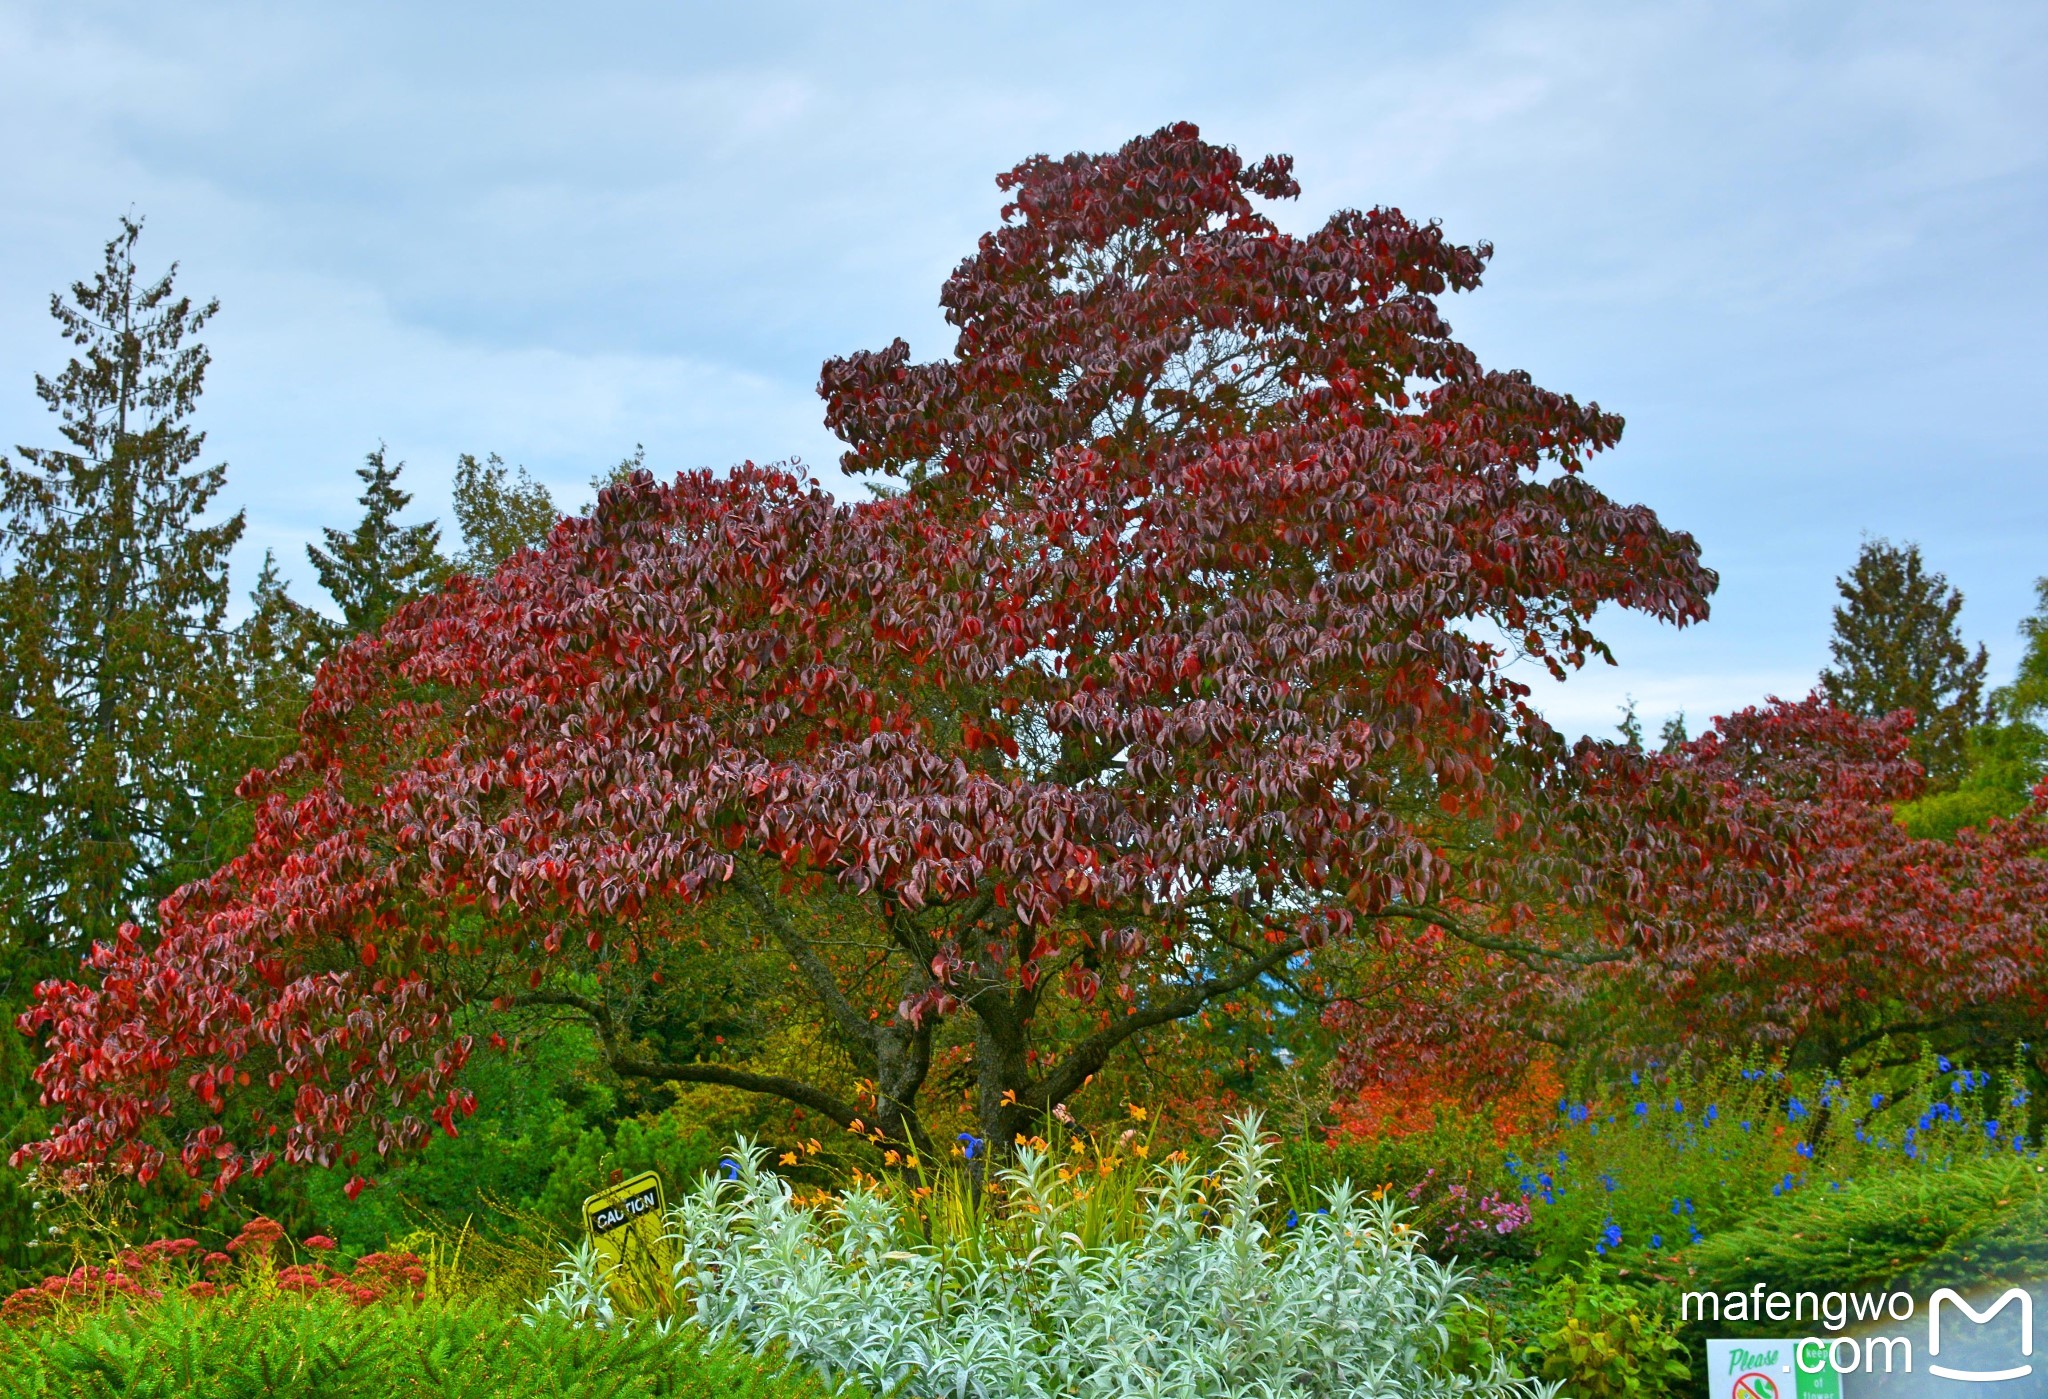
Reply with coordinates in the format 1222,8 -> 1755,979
2,0 -> 2042,738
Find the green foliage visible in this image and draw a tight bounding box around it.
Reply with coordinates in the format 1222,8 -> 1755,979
1996,575 -> 2048,723
1657,713 -> 1688,753
0,1292 -> 841,1398
1674,1151 -> 2042,1296
451,452 -> 557,575
1819,538 -> 1988,789
0,1015 -> 50,1292
1894,719 -> 2048,837
1281,1104 -> 1536,1262
540,1114 -> 1541,1399
1507,1049 -> 2031,1270
292,1025 -> 722,1253
0,215 -> 255,957
1900,1184 -> 2048,1291
1283,1100 -> 1509,1202
1519,1265 -> 1690,1399
0,222 -> 312,1286
1899,573 -> 2048,837
305,445 -> 445,638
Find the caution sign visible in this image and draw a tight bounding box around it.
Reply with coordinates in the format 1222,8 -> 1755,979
1705,1341 -> 1840,1399
581,1170 -> 673,1315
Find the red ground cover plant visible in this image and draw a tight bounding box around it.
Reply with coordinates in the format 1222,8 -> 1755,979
1328,696 -> 2048,1093
0,1218 -> 420,1321
16,122 -> 1719,1196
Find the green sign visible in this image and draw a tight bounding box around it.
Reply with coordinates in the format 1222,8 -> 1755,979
1705,1340 -> 1841,1399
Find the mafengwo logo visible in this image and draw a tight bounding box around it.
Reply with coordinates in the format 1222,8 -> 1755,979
1700,1286 -> 2038,1395
1928,1290 -> 2033,1384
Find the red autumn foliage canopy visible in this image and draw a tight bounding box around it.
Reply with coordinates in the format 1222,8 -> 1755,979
17,122 -> 1723,1194
1329,695 -> 2048,1093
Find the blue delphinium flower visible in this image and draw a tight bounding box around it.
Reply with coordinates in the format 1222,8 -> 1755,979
1795,1141 -> 1812,1159
1986,1121 -> 2001,1139
1630,1071 -> 1641,1087
719,1157 -> 741,1181
1285,1209 -> 1299,1229
1870,1091 -> 1885,1110
1633,1102 -> 1650,1118
1599,1172 -> 1618,1193
1787,1098 -> 1808,1122
1938,1055 -> 1952,1072
958,1132 -> 984,1161
1704,1104 -> 1719,1124
1595,1217 -> 1622,1254
1651,1233 -> 1663,1249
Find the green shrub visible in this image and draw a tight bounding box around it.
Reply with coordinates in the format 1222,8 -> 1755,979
538,1113 -> 1547,1399
1519,1265 -> 1690,1399
1281,1102 -> 1537,1262
1901,1184 -> 2048,1290
0,1292 -> 838,1398
1673,1151 -> 2043,1296
1509,1047 -> 2032,1269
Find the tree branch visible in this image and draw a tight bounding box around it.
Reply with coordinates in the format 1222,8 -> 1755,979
514,987 -> 864,1128
1032,936 -> 1307,1107
730,860 -> 880,1056
1385,904 -> 1634,968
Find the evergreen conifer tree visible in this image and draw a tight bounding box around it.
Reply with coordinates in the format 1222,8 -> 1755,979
1819,538 -> 1987,788
450,451 -> 556,574
0,217 -> 247,959
306,446 -> 444,636
1995,576 -> 2048,726
1616,696 -> 1644,750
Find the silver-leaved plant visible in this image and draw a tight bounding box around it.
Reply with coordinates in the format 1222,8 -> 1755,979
535,1113 -> 1554,1399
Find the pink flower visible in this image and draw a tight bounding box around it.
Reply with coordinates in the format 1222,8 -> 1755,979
303,1234 -> 337,1251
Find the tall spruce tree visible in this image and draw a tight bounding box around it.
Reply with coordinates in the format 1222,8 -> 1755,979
1819,538 -> 1988,789
306,445 -> 444,637
0,217 -> 249,960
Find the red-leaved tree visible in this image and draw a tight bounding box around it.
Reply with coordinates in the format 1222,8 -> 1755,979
1327,695 -> 2048,1093
16,123 -> 1717,1197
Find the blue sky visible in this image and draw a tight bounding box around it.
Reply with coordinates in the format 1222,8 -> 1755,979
2,0 -> 2042,739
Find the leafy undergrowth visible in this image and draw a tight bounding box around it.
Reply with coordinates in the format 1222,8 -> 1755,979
537,1113 -> 1551,1399
1670,1151 -> 2045,1296
0,1291 -> 842,1399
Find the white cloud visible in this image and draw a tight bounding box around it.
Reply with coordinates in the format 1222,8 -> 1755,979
0,0 -> 2040,679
